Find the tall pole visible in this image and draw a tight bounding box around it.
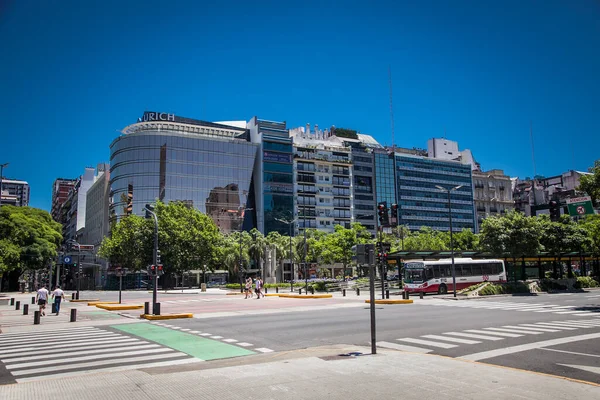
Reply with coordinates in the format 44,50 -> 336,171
448,190 -> 457,298
0,162 -> 8,209
152,213 -> 158,313
303,204 -> 307,294
289,222 -> 294,292
76,244 -> 81,300
369,247 -> 376,354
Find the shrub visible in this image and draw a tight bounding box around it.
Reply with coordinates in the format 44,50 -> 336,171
575,277 -> 599,289
538,279 -> 568,292
478,282 -> 530,296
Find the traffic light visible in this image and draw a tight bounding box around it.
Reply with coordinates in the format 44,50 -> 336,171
549,201 -> 560,222
390,203 -> 399,226
149,265 -> 156,275
156,249 -> 161,264
378,202 -> 389,226
157,265 -> 164,275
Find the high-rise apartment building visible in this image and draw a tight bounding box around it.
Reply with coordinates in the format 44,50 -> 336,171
62,167 -> 96,242
472,169 -> 513,231
51,178 -> 76,222
110,112 -> 259,233
0,178 -> 30,207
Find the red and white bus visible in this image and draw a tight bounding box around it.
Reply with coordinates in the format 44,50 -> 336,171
403,258 -> 507,295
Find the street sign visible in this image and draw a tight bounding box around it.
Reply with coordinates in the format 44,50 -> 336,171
566,196 -> 595,217
63,256 -> 72,264
78,244 -> 95,251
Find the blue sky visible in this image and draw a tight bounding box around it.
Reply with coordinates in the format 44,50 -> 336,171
1,0 -> 599,211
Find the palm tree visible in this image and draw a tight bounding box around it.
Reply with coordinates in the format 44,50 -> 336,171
248,228 -> 267,275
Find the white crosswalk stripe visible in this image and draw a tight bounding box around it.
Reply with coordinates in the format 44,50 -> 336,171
418,299 -> 598,316
0,326 -> 198,382
377,319 -> 600,355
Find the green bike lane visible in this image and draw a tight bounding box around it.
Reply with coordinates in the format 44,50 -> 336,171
112,323 -> 255,361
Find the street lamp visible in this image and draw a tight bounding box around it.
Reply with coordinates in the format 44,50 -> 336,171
435,184 -> 463,298
0,162 -> 8,208
275,217 -> 297,292
238,207 -> 253,292
66,239 -> 81,300
144,204 -> 159,314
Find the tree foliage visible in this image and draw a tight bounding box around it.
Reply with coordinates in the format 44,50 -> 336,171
98,214 -> 153,271
480,210 -> 540,258
578,159 -> 600,205
0,206 -> 62,274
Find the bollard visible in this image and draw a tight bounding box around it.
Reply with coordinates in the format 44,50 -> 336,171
144,301 -> 150,315
264,287 -> 268,294
406,291 -> 410,299
23,304 -> 29,315
34,310 -> 40,325
420,292 -> 424,299
154,303 -> 161,316
276,287 -> 279,294
76,292 -> 80,300
343,289 -> 346,297
299,288 -> 302,295
310,287 -> 315,295
70,308 -> 77,322
356,287 -> 360,296
15,300 -> 20,310
10,298 -> 15,306
51,303 -> 57,314
385,290 -> 390,299
71,293 -> 75,301
31,296 -> 36,304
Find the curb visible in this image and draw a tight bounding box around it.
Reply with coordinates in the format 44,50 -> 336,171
278,294 -> 332,299
96,304 -> 144,310
87,301 -> 120,306
365,299 -> 413,304
68,299 -> 100,303
140,313 -> 193,320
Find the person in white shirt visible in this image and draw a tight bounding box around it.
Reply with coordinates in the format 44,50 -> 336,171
52,286 -> 65,315
36,285 -> 49,316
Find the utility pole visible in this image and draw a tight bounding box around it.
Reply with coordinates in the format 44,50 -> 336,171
144,204 -> 159,314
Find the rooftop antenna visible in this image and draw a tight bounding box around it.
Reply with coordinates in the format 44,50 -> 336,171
388,65 -> 395,153
530,120 -> 537,179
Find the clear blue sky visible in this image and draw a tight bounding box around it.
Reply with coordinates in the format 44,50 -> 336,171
1,0 -> 599,211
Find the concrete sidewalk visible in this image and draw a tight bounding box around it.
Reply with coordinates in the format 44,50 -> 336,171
0,345 -> 597,399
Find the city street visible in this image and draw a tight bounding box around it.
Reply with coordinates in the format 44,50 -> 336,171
2,289 -> 598,387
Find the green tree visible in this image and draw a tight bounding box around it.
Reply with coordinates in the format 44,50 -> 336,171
98,215 -> 153,271
578,159 -> 600,206
156,201 -> 222,277
0,206 -> 62,274
480,210 -> 540,280
323,223 -> 371,272
403,227 -> 448,251
451,229 -> 480,251
248,228 -> 267,272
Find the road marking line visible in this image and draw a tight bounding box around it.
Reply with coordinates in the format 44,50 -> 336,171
376,341 -> 432,353
0,337 -> 140,355
396,338 -> 457,349
421,335 -> 481,344
237,342 -> 253,347
544,322 -> 598,328
189,330 -> 200,334
200,333 -> 212,336
0,331 -> 114,345
210,336 -> 223,339
443,332 -> 504,341
0,326 -> 97,338
555,311 -> 589,314
465,329 -> 523,337
512,325 -> 561,332
180,328 -> 191,331
532,323 -> 578,330
0,333 -> 122,348
460,332 -> 600,361
255,348 -> 274,353
556,364 -> 600,375
541,348 -> 600,358
565,319 -> 600,325
485,327 -> 543,335
572,313 -> 595,316
10,353 -> 192,376
170,326 -> 182,329
2,344 -> 160,363
223,339 -> 238,343
6,348 -> 177,369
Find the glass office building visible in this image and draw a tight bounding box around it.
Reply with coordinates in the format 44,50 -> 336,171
395,154 -> 475,232
109,112 -> 259,233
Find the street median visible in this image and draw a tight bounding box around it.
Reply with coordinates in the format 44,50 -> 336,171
365,299 -> 413,304
96,304 -> 144,310
69,299 -> 100,303
278,294 -> 332,299
87,301 -> 120,306
140,313 -> 193,320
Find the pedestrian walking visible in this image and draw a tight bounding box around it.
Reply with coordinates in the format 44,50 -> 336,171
36,285 -> 49,316
255,277 -> 264,299
245,277 -> 254,299
52,286 -> 65,315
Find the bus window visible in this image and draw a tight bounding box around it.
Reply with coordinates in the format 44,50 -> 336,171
425,268 -> 434,280
471,264 -> 482,276
433,266 -> 440,278
459,264 -> 470,276
482,264 -> 495,276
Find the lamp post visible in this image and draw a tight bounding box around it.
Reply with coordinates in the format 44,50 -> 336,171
66,239 -> 81,300
0,162 -> 8,208
435,185 -> 463,298
144,204 -> 159,314
238,207 -> 253,292
275,217 -> 296,292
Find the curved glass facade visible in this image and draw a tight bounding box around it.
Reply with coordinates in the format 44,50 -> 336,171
109,127 -> 258,233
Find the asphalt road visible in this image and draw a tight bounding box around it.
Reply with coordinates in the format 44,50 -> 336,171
159,291 -> 600,384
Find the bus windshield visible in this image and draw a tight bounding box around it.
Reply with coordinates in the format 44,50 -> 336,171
403,262 -> 425,283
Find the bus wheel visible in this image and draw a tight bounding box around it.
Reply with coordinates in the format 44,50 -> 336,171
438,284 -> 447,295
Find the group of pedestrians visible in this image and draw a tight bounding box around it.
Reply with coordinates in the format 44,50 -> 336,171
244,276 -> 264,299
35,285 -> 65,316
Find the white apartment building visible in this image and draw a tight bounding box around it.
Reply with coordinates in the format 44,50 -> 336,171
472,169 -> 514,231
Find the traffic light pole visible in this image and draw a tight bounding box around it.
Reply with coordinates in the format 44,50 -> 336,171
144,205 -> 159,314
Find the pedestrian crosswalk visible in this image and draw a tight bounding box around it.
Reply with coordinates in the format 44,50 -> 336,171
378,318 -> 600,354
0,326 -> 202,383
418,299 -> 600,316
